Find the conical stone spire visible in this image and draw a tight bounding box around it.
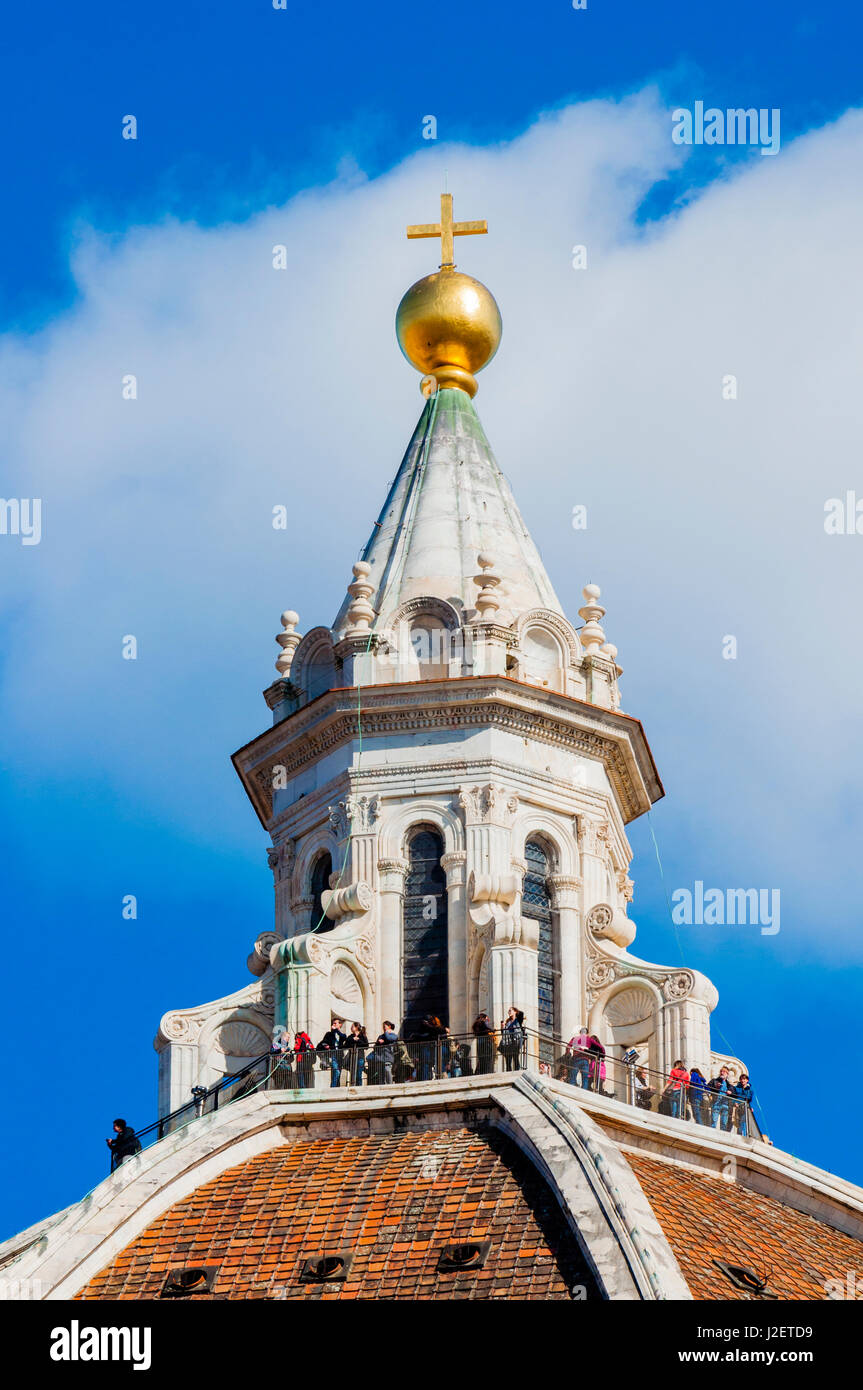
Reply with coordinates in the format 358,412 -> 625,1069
332,388 -> 562,634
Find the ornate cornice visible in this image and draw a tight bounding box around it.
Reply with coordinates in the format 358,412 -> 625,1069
233,678 -> 661,830
583,939 -> 698,1012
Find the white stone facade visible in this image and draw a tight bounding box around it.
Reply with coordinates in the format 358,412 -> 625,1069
155,387 -> 735,1115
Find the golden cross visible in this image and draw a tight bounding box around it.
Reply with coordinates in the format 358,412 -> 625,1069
406,193 -> 487,269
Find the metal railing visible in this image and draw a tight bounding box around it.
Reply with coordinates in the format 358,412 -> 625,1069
272,1031 -> 529,1088
109,1052 -> 282,1170
109,1032 -> 759,1172
539,1043 -> 761,1139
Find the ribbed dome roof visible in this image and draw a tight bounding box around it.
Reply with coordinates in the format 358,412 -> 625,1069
332,387 -> 562,634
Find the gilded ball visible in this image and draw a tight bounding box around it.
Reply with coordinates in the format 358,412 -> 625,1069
395,268 -> 502,396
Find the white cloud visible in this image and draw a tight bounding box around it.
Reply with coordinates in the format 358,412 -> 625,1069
2,88 -> 862,957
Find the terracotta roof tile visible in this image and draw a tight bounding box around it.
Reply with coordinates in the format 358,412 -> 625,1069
627,1150 -> 863,1300
78,1125 -> 596,1302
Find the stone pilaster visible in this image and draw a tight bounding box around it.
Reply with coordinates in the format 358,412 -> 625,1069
578,815 -> 612,915
458,783 -> 538,1032
267,839 -> 295,938
377,857 -> 409,1029
550,873 -> 584,1035
442,851 -> 468,1033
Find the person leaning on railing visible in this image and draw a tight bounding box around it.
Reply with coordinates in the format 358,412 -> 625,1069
565,1027 -> 592,1088
688,1067 -> 710,1124
373,1021 -> 398,1085
293,1030 -> 315,1089
633,1066 -> 655,1109
343,1021 -> 368,1086
316,1017 -> 349,1088
106,1118 -> 141,1171
732,1073 -> 754,1136
442,1026 -> 463,1077
393,1035 -> 416,1083
414,1014 -> 446,1080
664,1060 -> 691,1119
707,1066 -> 734,1130
472,1012 -> 495,1074
499,1007 -> 525,1071
586,1034 -> 607,1092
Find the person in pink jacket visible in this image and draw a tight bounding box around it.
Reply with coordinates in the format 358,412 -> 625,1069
566,1027 -> 592,1088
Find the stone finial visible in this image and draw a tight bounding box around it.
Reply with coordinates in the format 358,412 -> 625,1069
473,552 -> 501,620
578,584 -> 607,654
600,641 -> 621,674
345,560 -> 375,634
275,610 -> 301,676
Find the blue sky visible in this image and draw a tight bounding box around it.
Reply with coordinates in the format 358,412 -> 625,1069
2,1 -> 863,1240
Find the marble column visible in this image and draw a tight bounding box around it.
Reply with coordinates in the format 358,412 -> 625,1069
377,857 -> 409,1029
550,873 -> 584,1038
442,851 -> 467,1034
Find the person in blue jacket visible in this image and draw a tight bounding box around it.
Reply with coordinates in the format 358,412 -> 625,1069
688,1067 -> 709,1125
732,1073 -> 754,1136
707,1066 -> 734,1131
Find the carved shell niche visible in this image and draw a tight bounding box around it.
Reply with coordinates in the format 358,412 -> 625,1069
330,962 -> 362,1007
603,986 -> 656,1028
216,1020 -> 271,1058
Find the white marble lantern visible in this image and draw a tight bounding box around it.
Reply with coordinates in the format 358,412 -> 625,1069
157,387 -> 732,1113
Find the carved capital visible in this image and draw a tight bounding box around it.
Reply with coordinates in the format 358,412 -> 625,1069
377,857 -> 409,892
458,783 -> 518,827
616,870 -> 634,903
267,839 -> 295,884
441,850 -> 467,885
549,873 -> 582,910
579,817 -> 610,857
328,801 -> 350,841
345,793 -> 381,832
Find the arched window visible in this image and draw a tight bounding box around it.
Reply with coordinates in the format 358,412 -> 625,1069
402,827 -> 448,1036
310,852 -> 334,933
408,619 -> 449,680
521,625 -> 564,692
523,839 -> 557,1063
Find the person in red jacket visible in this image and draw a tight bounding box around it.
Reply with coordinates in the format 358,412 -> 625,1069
293,1030 -> 315,1089
666,1060 -> 691,1120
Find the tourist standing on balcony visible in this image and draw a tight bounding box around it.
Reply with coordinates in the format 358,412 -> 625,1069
317,1018 -> 350,1088
667,1060 -> 691,1119
415,1014 -> 446,1081
293,1030 -> 315,1089
707,1066 -> 734,1130
343,1021 -> 368,1086
472,1012 -> 495,1074
634,1067 -> 655,1109
442,1026 -> 463,1077
732,1073 -> 754,1136
567,1027 -> 592,1088
688,1067 -> 709,1124
106,1119 -> 141,1171
587,1034 -> 606,1092
500,1007 -> 526,1071
374,1021 -> 398,1085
